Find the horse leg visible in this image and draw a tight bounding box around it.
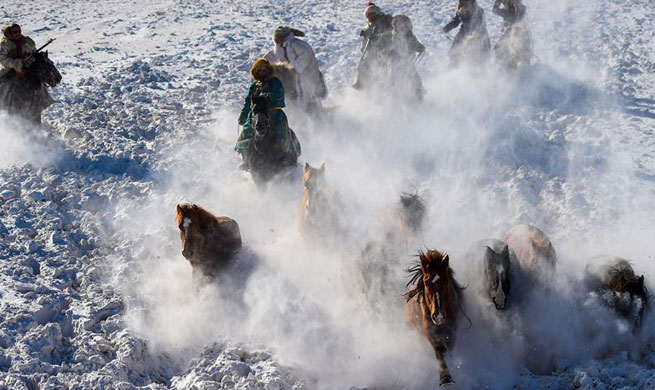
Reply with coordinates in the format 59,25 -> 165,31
433,344 -> 454,386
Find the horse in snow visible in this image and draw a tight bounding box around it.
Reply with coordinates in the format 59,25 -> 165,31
585,256 -> 649,333
504,224 -> 557,285
175,203 -> 242,279
467,239 -> 511,310
297,163 -> 345,247
405,249 -> 468,386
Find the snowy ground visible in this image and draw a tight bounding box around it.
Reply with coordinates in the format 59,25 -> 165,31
1,0 -> 654,389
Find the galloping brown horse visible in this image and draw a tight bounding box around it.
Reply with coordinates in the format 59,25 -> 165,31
175,204 -> 242,278
406,249 -> 467,386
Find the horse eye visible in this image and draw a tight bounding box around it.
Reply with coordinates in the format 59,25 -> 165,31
178,224 -> 184,230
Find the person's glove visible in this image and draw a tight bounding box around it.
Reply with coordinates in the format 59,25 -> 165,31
12,58 -> 23,73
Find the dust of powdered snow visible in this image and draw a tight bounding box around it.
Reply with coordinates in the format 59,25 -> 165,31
1,0 -> 654,389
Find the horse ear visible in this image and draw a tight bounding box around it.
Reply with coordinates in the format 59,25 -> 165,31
640,275 -> 645,286
176,204 -> 182,213
443,254 -> 450,268
192,204 -> 198,211
502,245 -> 509,258
304,162 -> 310,171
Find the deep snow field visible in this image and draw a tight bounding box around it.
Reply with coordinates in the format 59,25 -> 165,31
1,0 -> 655,389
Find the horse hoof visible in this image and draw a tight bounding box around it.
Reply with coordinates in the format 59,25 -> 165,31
439,376 -> 454,386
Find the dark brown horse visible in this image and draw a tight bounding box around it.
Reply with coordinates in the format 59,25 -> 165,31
175,204 -> 242,279
585,256 -> 649,333
405,249 -> 467,386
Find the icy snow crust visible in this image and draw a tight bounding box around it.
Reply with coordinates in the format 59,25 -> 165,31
1,0 -> 654,389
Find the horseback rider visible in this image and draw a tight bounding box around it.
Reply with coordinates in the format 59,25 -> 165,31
492,0 -> 532,68
389,15 -> 426,101
353,2 -> 393,90
0,24 -> 35,80
442,0 -> 491,64
236,58 -> 301,167
264,26 -> 326,112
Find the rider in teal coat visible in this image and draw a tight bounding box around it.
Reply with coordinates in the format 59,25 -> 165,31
236,58 -> 301,157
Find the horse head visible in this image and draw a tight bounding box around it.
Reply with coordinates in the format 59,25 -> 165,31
419,250 -> 454,326
29,51 -> 62,88
483,245 -> 511,310
397,192 -> 426,235
176,204 -> 206,260
251,90 -> 271,135
612,270 -> 648,332
303,162 -> 326,192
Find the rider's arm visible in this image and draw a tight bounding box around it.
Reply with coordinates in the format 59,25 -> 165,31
442,14 -> 461,33
409,34 -> 425,53
360,25 -> 371,52
0,42 -> 23,71
238,83 -> 255,125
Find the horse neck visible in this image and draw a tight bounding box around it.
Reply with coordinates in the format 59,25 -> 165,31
443,276 -> 460,320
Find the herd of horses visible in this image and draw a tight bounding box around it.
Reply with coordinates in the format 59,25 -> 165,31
175,164 -> 649,387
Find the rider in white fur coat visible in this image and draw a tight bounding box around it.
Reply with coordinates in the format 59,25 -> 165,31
265,26 -> 326,110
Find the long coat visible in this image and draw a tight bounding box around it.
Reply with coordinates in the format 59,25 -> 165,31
266,35 -> 325,103
0,26 -> 36,77
236,77 -> 301,157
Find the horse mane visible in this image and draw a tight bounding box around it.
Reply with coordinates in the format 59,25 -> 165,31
404,250 -> 465,304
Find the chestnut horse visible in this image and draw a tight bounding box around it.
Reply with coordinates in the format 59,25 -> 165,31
504,224 -> 556,283
175,204 -> 242,278
585,256 -> 649,333
405,250 -> 467,386
297,163 -> 344,246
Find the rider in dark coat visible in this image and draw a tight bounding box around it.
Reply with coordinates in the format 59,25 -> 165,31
236,58 -> 301,158
389,15 -> 426,101
353,2 -> 393,90
492,0 -> 532,68
442,0 -> 491,62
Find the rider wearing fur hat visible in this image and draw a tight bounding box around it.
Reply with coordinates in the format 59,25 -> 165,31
0,24 -> 36,79
264,26 -> 326,111
492,0 -> 532,68
236,58 -> 301,160
493,0 -> 526,26
353,2 -> 393,90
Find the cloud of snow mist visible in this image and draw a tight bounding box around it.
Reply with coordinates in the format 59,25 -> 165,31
0,114 -> 60,169
109,0 -> 655,388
